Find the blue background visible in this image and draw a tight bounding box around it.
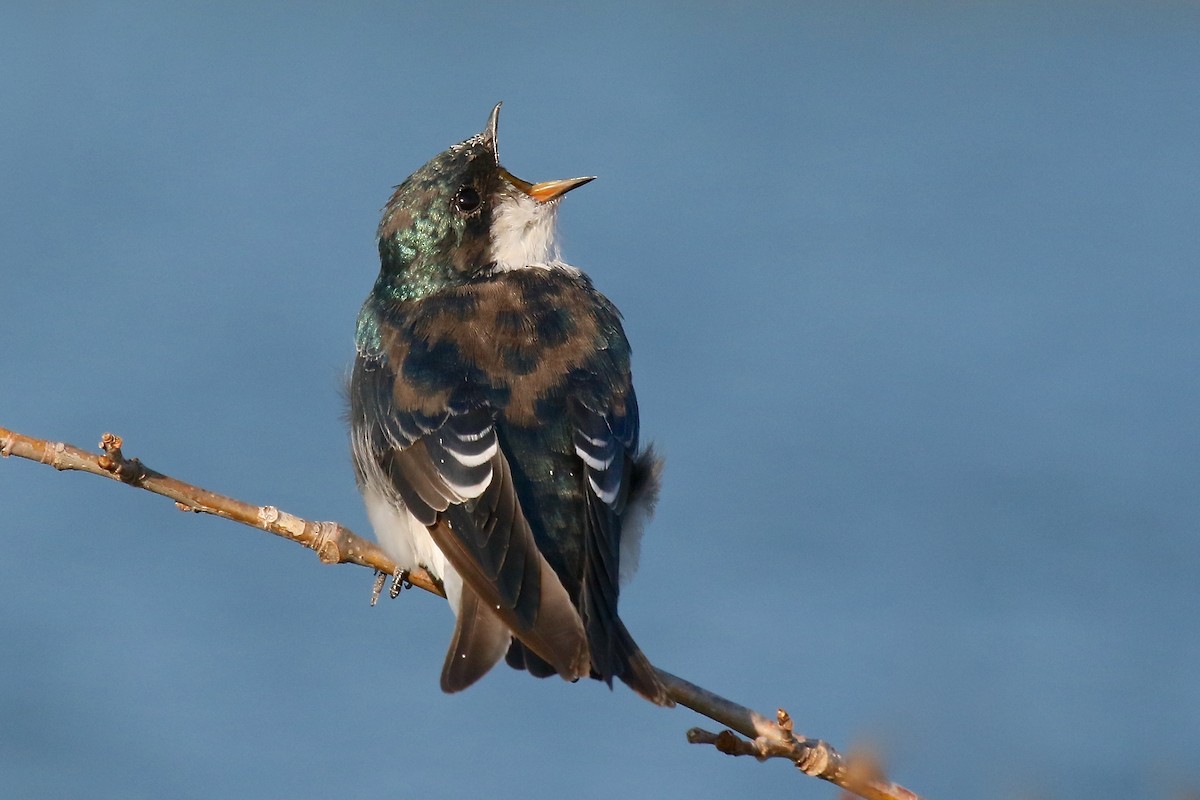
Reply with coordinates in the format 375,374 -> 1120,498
3,4 -> 1198,798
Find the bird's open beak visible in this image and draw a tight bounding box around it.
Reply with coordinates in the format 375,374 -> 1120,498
486,104 -> 594,202
500,169 -> 595,203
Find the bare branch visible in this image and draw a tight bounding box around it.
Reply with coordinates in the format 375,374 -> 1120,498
1,425 -> 926,800
688,709 -> 921,800
0,426 -> 441,597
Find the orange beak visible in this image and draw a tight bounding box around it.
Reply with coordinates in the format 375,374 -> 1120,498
500,169 -> 595,203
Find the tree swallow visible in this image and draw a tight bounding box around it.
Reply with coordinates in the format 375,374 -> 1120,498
348,104 -> 670,706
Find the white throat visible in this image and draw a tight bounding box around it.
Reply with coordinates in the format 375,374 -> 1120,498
490,193 -> 575,273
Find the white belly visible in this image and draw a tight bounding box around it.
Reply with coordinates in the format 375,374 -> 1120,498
362,483 -> 463,613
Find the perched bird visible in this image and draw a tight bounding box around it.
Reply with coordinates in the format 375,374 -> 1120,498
348,103 -> 670,706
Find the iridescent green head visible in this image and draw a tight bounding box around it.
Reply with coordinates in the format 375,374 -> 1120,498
373,103 -> 594,303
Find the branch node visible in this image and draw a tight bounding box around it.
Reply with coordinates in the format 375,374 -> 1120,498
258,505 -> 281,525
312,520 -> 341,564
723,730 -> 760,759
794,740 -> 833,776
42,441 -> 67,468
98,432 -> 146,484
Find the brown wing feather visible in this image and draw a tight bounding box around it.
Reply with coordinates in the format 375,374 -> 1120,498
429,451 -> 590,682
378,422 -> 589,683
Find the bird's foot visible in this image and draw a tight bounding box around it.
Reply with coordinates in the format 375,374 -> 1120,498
370,567 -> 409,606
390,567 -> 411,598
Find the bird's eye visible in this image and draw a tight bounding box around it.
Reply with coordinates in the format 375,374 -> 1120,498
452,185 -> 482,214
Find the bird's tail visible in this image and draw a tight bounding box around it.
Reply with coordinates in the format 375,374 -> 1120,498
608,617 -> 673,707
505,625 -> 673,707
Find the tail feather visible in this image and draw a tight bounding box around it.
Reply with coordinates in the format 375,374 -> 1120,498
609,617 -> 673,707
505,618 -> 674,707
505,640 -> 558,678
440,584 -> 512,693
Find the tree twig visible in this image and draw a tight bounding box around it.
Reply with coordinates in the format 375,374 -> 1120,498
1,425 -> 926,800
0,426 -> 438,595
687,709 -> 922,800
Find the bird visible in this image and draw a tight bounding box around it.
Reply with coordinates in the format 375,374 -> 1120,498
347,103 -> 671,706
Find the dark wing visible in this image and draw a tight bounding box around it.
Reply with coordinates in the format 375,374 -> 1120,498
571,387 -> 672,706
350,352 -> 589,690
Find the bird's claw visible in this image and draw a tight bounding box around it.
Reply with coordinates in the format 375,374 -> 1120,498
389,568 -> 410,598
370,567 -> 409,606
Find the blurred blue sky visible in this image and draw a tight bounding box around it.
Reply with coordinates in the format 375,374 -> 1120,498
3,4 -> 1198,799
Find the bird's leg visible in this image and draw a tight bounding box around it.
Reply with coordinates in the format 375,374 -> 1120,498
370,570 -> 388,606
389,567 -> 410,598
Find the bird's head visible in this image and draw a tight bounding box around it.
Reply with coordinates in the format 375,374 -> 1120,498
375,103 -> 594,300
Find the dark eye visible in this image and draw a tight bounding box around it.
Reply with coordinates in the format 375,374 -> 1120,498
452,185 -> 481,214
